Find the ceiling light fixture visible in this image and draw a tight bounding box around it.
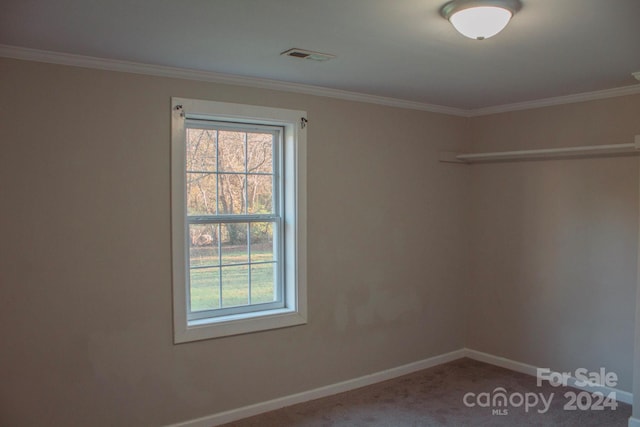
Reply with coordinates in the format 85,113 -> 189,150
440,0 -> 522,40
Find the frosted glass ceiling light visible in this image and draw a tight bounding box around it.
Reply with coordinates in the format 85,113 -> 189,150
441,0 -> 522,40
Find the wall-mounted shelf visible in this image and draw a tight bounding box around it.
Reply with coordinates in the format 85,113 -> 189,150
440,135 -> 640,164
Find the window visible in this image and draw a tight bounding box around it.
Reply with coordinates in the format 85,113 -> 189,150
171,98 -> 307,343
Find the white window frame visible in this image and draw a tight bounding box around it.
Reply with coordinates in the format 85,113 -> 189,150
171,97 -> 307,343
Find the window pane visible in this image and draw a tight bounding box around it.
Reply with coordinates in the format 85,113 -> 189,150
247,174 -> 273,214
251,263 -> 277,304
189,224 -> 219,267
190,267 -> 220,311
186,128 -> 217,172
218,130 -> 245,173
221,265 -> 249,307
247,132 -> 273,173
218,173 -> 246,214
221,223 -> 248,265
250,222 -> 274,262
187,173 -> 217,215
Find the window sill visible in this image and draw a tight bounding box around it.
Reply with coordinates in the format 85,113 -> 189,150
175,307 -> 307,343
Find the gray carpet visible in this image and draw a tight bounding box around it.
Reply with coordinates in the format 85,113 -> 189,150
221,358 -> 631,426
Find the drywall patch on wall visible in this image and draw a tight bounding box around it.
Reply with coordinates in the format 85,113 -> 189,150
334,293 -> 350,332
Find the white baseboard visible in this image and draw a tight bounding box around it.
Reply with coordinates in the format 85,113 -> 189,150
166,348 -> 634,426
464,348 -> 539,377
166,348 -> 466,427
464,348 -> 633,404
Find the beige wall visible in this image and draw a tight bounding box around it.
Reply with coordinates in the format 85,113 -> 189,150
2,57 -> 638,426
467,96 -> 640,392
0,58 -> 470,426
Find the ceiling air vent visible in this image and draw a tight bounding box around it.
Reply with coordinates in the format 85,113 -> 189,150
281,48 -> 335,62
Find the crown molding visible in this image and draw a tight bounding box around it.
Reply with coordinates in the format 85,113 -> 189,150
0,44 -> 466,117
469,84 -> 640,117
1,44 -> 639,118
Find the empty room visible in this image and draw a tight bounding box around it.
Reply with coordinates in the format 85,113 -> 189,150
2,1 -> 640,426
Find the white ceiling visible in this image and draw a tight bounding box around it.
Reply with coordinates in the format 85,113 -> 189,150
1,0 -> 640,111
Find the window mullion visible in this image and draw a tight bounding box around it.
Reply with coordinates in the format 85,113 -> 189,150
215,130 -> 219,215
276,217 -> 283,302
217,223 -> 222,308
244,132 -> 251,306
243,131 -> 248,214
247,223 -> 252,305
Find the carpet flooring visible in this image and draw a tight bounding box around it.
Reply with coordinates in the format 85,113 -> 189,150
221,358 -> 631,426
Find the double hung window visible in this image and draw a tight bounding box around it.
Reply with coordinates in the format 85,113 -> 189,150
171,98 -> 307,342
186,120 -> 283,319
